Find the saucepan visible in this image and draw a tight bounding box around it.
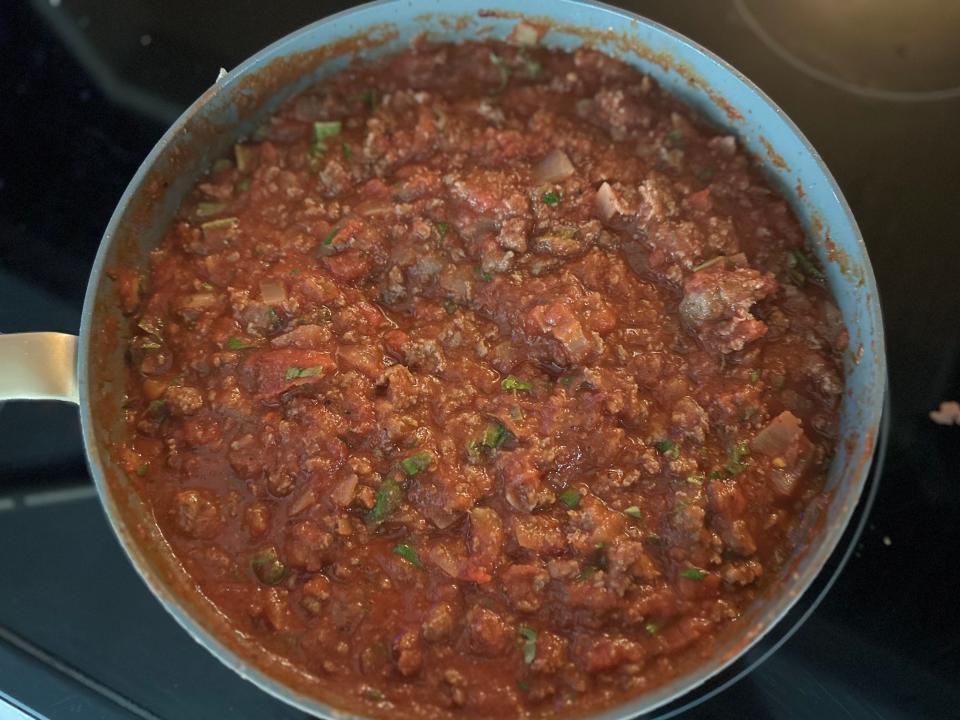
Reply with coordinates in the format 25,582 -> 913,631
0,0 -> 885,717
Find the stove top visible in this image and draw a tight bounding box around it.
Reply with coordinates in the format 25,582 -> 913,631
2,1 -> 959,718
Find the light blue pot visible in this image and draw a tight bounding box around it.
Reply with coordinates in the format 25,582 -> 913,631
0,1 -> 886,718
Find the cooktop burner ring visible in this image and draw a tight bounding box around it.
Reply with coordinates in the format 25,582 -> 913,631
735,0 -> 960,103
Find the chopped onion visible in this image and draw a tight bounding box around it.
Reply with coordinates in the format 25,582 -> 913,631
260,279 -> 287,305
355,200 -> 394,216
708,135 -> 737,156
512,22 -> 541,47
180,293 -> 217,309
533,149 -> 575,184
289,489 -> 317,516
770,470 -> 800,497
331,475 -> 358,507
426,543 -> 463,578
750,411 -> 802,457
595,181 -> 623,220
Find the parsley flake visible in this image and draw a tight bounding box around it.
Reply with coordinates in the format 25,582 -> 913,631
392,543 -> 423,567
542,190 -> 561,206
519,625 -> 537,665
285,366 -> 325,380
655,439 -> 680,460
501,375 -> 532,392
400,451 -> 434,476
559,489 -> 581,509
225,337 -> 252,350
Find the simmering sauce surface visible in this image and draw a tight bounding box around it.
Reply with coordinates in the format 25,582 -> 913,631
116,38 -> 846,718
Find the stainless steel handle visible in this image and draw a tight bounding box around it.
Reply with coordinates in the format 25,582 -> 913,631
0,332 -> 80,404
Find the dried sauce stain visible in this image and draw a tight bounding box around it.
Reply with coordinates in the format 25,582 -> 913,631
824,234 -> 865,285
759,135 -> 789,171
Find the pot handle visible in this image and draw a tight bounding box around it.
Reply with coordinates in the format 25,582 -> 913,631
0,333 -> 80,404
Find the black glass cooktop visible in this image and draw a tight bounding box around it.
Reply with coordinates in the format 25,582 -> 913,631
2,1 -> 959,718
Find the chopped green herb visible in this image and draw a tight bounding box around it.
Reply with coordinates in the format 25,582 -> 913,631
518,625 -> 538,665
708,470 -> 725,480
559,376 -> 573,387
791,249 -> 826,282
482,422 -> 507,448
749,369 -> 760,384
367,476 -> 403,523
225,336 -> 252,350
773,375 -> 786,391
135,464 -> 149,477
266,307 -> 280,328
251,546 -> 287,586
466,439 -> 483,465
680,566 -> 708,581
695,166 -> 716,184
517,680 -> 530,692
392,543 -> 423,568
655,439 -> 680,460
542,190 -> 561,206
400,451 -> 433,476
341,141 -> 352,160
576,565 -> 599,581
234,143 -> 257,172
435,221 -> 449,237
196,202 -> 227,218
360,88 -> 376,110
323,227 -> 340,246
310,121 -> 342,157
624,506 -> 642,518
145,399 -> 167,420
443,299 -> 457,315
692,256 -> 724,272
478,268 -> 493,282
489,51 -> 511,89
519,48 -> 543,78
686,474 -> 705,486
235,177 -> 251,193
285,365 -> 325,380
666,128 -> 685,148
501,375 -> 532,392
559,488 -> 581,509
644,622 -> 660,636
724,441 -> 751,476
361,687 -> 385,702
200,217 -> 238,242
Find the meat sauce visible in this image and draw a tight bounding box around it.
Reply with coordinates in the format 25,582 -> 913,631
116,38 -> 846,718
